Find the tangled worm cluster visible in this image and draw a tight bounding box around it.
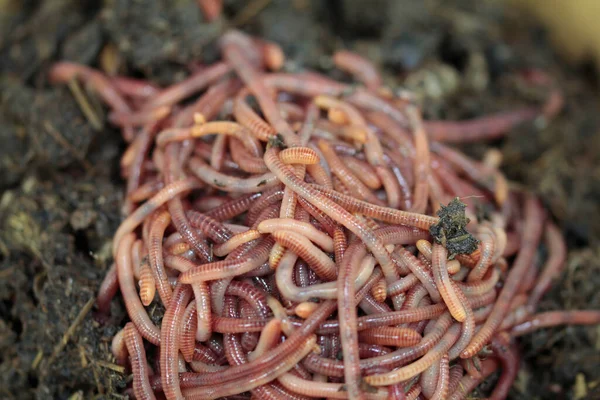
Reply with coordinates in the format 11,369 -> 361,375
50,30 -> 600,400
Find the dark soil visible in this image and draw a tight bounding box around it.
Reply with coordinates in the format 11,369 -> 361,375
0,0 -> 598,399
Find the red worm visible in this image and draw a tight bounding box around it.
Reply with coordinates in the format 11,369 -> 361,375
432,244 -> 467,322
124,323 -> 156,400
145,62 -> 231,109
489,333 -> 519,400
333,50 -> 382,91
117,233 -> 160,345
160,283 -> 192,400
511,310 -> 600,336
425,107 -> 539,143
448,359 -> 498,400
221,31 -> 299,146
527,222 -> 567,311
461,195 -> 544,358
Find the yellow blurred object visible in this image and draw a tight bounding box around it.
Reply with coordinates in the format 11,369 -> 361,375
511,0 -> 600,67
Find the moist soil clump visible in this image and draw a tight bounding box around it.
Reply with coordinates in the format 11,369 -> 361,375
0,0 -> 598,398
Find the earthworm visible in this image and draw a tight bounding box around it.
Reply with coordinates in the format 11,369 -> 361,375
233,88 -> 277,141
210,134 -> 228,170
336,243 -> 368,399
278,372 -> 388,399
395,246 -> 441,303
376,165 -> 403,209
111,76 -> 160,98
432,244 -> 467,322
446,364 -> 465,394
257,218 -> 334,252
183,335 -> 318,399
221,31 -> 299,146
446,280 -> 475,360
180,301 -> 197,361
179,237 -> 274,282
310,185 -> 438,229
358,327 -> 422,347
425,107 -> 539,143
160,282 -> 192,399
49,61 -> 131,113
189,156 -> 278,192
112,178 -> 201,256
109,105 -> 171,127
111,328 -> 128,366
280,147 -> 320,165
193,281 -> 213,342
318,139 -> 384,205
271,230 -> 337,281
176,78 -> 241,128
230,138 -> 269,173
254,38 -> 286,72
455,267 -> 500,297
124,123 -> 160,215
186,210 -> 232,244
511,310 -> 600,336
295,302 -> 321,319
405,105 -> 430,214
138,263 -> 156,306
461,195 -> 544,358
489,333 -> 519,400
386,274 -> 419,297
371,278 -> 387,303
117,233 -> 161,344
341,156 -> 382,189
364,323 -> 461,385
430,354 -> 450,400
333,50 -> 382,91
448,359 -> 498,400
419,358 -> 440,399
205,192 -> 262,221
145,62 -> 231,109
128,178 -> 164,203
214,229 -> 262,256
124,323 -> 156,400
296,197 -> 337,235
467,226 -> 496,282
248,318 -> 282,361
148,210 -> 174,304
197,0 -> 222,22
246,187 -> 285,225
527,222 -> 567,311
221,298 -> 291,400
97,263 -> 119,314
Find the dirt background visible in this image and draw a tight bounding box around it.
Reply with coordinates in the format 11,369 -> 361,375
0,0 -> 598,399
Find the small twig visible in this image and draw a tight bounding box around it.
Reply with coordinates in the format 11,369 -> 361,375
0,237 -> 10,258
45,297 -> 95,367
78,345 -> 88,368
91,363 -> 105,395
67,79 -> 103,131
43,121 -> 93,171
95,360 -> 126,374
67,391 -> 84,400
31,349 -> 44,370
230,0 -> 272,27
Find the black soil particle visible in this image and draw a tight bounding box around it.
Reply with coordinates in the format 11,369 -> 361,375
0,0 -> 599,399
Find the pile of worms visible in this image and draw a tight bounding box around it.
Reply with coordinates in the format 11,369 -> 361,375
50,30 -> 600,400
